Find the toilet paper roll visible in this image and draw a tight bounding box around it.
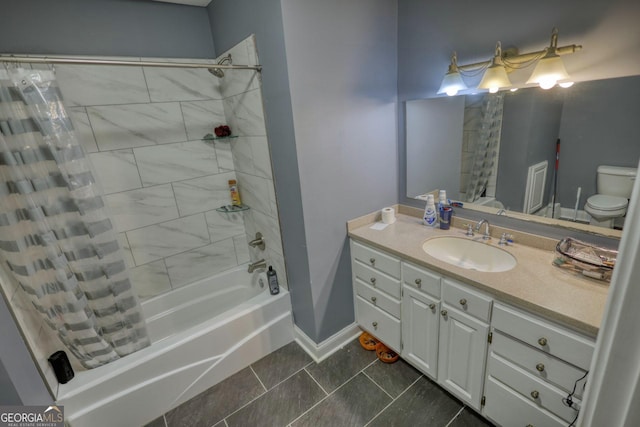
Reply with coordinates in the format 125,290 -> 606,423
381,207 -> 396,224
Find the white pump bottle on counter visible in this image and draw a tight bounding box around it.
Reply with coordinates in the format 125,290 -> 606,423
423,194 -> 437,227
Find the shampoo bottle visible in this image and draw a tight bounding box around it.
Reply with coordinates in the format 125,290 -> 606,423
423,194 -> 437,227
228,179 -> 242,206
267,266 -> 280,295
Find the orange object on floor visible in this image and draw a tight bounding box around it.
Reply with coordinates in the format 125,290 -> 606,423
359,332 -> 379,351
375,342 -> 399,363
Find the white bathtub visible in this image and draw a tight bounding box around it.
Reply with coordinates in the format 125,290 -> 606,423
56,265 -> 294,427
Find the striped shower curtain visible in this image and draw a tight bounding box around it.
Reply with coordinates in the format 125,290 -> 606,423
0,64 -> 149,369
464,92 -> 505,203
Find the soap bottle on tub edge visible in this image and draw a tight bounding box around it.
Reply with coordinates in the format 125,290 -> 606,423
267,266 -> 280,295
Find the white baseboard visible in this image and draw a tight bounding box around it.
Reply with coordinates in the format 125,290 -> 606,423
294,323 -> 362,363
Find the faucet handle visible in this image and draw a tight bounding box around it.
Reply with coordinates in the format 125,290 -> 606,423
499,233 -> 514,246
463,224 -> 474,237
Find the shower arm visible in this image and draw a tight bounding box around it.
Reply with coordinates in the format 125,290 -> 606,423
0,55 -> 262,72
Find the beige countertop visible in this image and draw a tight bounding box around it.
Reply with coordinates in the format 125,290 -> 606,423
347,206 -> 610,338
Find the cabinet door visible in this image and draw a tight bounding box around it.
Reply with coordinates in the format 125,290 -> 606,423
401,285 -> 440,379
437,305 -> 489,410
355,296 -> 401,352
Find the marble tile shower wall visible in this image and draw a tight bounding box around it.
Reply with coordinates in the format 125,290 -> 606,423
58,35 -> 285,300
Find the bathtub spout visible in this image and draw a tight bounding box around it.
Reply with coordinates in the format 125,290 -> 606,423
248,259 -> 267,273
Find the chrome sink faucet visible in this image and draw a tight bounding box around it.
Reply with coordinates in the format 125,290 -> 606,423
475,219 -> 491,240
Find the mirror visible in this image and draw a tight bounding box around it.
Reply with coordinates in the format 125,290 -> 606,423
406,74 -> 640,234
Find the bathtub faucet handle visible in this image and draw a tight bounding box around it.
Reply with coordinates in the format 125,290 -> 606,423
249,232 -> 266,250
248,259 -> 267,273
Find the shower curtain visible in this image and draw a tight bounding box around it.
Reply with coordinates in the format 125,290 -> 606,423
0,64 -> 149,369
464,93 -> 504,203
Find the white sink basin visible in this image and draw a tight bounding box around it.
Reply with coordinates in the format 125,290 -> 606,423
422,237 -> 517,272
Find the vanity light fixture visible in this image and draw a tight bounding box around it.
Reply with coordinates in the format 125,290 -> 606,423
477,42 -> 512,93
438,28 -> 581,95
436,52 -> 468,96
526,29 -> 573,89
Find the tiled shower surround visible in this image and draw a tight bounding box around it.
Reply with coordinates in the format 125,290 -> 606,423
60,35 -> 286,299
1,35 -> 286,391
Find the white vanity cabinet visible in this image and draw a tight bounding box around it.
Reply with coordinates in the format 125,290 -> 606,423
483,303 -> 595,427
351,240 -> 493,410
437,279 -> 492,411
401,262 -> 441,379
349,238 -> 597,426
350,240 -> 402,351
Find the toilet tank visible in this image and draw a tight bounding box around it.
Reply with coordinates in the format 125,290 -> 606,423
597,165 -> 638,198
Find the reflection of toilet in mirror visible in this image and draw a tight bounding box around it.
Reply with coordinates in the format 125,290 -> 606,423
584,165 -> 637,228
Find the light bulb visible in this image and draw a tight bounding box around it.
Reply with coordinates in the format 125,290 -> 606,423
538,78 -> 557,90
489,86 -> 499,94
446,88 -> 459,96
510,88 -> 519,92
559,81 -> 574,88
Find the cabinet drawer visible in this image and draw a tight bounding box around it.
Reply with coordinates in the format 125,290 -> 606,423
442,279 -> 492,322
491,331 -> 588,399
355,295 -> 401,352
351,240 -> 401,279
488,352 -> 580,423
353,260 -> 401,299
492,303 -> 595,371
402,262 -> 441,298
484,377 -> 566,427
355,278 -> 400,319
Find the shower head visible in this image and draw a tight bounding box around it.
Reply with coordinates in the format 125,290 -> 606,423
208,68 -> 225,78
207,54 -> 232,79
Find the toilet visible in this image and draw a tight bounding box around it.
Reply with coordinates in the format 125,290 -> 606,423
584,165 -> 638,228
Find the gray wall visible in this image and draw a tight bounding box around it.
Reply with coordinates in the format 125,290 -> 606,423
206,0 -> 317,339
0,0 -> 214,58
557,76 -> 640,207
0,293 -> 52,405
406,97 -> 464,199
210,0 -> 399,342
279,0 -> 398,341
496,89 -> 564,211
399,0 -> 640,210
0,359 -> 21,405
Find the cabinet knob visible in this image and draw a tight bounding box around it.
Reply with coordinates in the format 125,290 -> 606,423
371,296 -> 377,303
459,298 -> 467,306
415,278 -> 422,287
538,337 -> 548,346
370,277 -> 376,285
369,257 -> 376,265
441,309 -> 448,317
536,363 -> 545,372
372,321 -> 378,330
429,303 -> 436,310
531,390 -> 539,399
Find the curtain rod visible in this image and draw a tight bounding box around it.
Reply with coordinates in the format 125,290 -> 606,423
0,55 -> 262,72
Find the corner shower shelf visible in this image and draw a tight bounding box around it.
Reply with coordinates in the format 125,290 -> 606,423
202,133 -> 239,142
216,204 -> 250,213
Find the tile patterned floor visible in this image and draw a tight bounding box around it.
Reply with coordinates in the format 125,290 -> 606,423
145,338 -> 493,427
